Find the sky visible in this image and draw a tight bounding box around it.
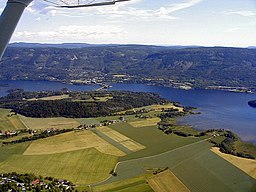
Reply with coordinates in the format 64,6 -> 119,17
0,0 -> 256,47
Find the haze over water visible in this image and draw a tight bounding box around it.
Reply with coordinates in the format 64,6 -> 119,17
0,80 -> 255,144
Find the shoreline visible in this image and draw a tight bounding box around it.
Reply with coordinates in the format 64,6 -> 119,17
0,79 -> 255,94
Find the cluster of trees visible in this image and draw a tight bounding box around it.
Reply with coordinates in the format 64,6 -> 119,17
2,45 -> 256,88
158,110 -> 185,119
211,131 -> 255,159
157,109 -> 197,137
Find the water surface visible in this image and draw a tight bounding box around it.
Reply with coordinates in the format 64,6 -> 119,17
0,81 -> 255,144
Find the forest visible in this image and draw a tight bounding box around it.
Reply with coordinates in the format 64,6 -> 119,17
0,90 -> 167,118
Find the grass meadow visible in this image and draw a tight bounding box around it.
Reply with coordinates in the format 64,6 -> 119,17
0,146 -> 117,185
128,117 -> 161,128
0,109 -> 26,131
19,115 -> 80,130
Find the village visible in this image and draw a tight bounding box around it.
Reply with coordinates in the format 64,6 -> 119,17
0,173 -> 74,191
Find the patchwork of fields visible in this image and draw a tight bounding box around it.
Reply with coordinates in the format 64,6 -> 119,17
147,170 -> 190,192
0,145 -> 117,185
0,104 -> 255,191
97,126 -> 145,152
24,130 -> 125,156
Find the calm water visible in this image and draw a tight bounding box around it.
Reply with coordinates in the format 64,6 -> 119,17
0,80 -> 255,144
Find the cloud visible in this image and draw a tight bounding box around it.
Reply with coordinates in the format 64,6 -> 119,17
35,17 -> 41,21
91,0 -> 203,20
158,0 -> 203,14
225,10 -> 256,17
14,24 -> 128,43
27,0 -> 203,20
225,27 -> 241,33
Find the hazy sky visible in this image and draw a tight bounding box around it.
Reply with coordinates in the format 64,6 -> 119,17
0,0 -> 256,46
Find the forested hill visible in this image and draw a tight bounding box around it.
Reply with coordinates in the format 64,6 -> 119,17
1,45 -> 256,88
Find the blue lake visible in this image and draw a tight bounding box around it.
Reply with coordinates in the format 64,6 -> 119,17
0,80 -> 255,144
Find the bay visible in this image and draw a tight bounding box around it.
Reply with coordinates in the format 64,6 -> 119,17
0,80 -> 255,144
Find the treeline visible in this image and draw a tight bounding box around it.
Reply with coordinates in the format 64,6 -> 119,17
157,109 -> 199,137
3,88 -> 69,100
2,129 -> 72,145
0,90 -> 167,118
210,131 -> 255,159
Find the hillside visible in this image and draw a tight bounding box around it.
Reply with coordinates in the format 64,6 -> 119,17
1,45 -> 256,88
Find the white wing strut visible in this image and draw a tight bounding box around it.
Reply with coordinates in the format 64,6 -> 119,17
0,0 -> 33,59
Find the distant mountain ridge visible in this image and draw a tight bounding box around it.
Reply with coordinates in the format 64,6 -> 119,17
1,45 -> 256,88
9,42 -> 99,48
9,42 -> 203,49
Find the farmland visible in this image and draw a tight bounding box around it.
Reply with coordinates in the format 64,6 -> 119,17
24,130 -> 125,156
147,170 -> 190,192
109,122 -> 206,160
211,147 -> 256,179
92,174 -> 153,192
128,117 -> 161,128
97,126 -> 145,152
0,108 -> 26,131
19,115 -> 80,130
0,94 -> 255,191
0,147 -> 117,185
100,141 -> 256,192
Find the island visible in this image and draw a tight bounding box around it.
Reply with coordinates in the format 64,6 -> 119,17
248,100 -> 256,108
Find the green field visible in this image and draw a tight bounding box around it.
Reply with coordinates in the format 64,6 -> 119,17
76,118 -> 100,125
92,174 -> 153,192
99,141 -> 256,192
128,117 -> 161,128
0,108 -> 26,131
0,146 -> 117,185
0,142 -> 30,162
109,122 -> 208,161
19,115 -> 80,130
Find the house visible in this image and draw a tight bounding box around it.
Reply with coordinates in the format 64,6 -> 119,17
31,179 -> 40,185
